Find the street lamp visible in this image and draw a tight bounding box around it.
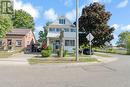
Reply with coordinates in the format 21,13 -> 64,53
76,0 -> 79,61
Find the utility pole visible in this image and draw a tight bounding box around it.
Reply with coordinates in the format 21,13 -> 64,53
76,0 -> 79,61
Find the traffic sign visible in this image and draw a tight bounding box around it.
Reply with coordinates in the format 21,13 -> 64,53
86,33 -> 94,41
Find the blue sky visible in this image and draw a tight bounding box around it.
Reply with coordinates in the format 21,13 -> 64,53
14,0 -> 130,46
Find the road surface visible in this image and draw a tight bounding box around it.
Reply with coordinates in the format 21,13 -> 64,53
0,54 -> 129,87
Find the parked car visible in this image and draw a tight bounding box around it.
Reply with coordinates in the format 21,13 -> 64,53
83,48 -> 94,55
37,48 -> 42,52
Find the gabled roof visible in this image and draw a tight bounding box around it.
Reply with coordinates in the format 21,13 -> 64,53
49,16 -> 75,27
7,29 -> 31,35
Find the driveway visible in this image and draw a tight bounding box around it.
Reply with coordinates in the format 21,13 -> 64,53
0,54 -> 129,87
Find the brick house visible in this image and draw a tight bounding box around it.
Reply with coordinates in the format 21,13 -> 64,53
0,29 -> 36,51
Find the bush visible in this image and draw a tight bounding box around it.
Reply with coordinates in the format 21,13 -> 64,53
46,45 -> 52,50
57,50 -> 68,57
41,50 -> 51,57
63,50 -> 68,57
106,49 -> 116,53
41,45 -> 52,57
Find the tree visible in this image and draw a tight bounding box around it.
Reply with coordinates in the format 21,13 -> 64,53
116,31 -> 130,48
0,15 -> 13,38
78,2 -> 114,47
127,36 -> 130,54
12,10 -> 35,31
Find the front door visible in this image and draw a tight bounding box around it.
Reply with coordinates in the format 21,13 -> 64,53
7,39 -> 12,50
53,40 -> 60,53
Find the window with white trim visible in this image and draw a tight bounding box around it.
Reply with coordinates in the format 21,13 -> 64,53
16,40 -> 22,47
59,19 -> 65,24
65,40 -> 75,46
71,29 -> 76,32
0,40 -> 2,46
64,28 -> 69,32
49,28 -> 55,32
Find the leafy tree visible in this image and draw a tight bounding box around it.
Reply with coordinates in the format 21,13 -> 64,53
0,15 -> 13,38
12,10 -> 35,31
127,37 -> 130,54
38,31 -> 46,43
116,31 -> 130,48
78,2 -> 114,47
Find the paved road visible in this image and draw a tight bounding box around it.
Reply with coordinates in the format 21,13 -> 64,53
0,54 -> 130,87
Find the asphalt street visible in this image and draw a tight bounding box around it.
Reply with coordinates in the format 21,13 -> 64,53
0,54 -> 130,87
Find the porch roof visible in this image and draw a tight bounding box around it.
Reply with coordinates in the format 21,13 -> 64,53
47,33 -> 60,38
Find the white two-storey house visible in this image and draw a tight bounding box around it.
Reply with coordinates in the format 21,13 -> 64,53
47,16 -> 76,53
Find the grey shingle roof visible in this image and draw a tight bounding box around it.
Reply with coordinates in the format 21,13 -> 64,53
7,29 -> 31,35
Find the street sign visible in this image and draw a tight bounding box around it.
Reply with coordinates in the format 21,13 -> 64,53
86,33 -> 94,56
86,33 -> 94,41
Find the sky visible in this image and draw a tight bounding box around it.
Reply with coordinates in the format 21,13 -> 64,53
14,0 -> 130,46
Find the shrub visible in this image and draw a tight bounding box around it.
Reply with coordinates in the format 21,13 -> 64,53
63,50 -> 68,57
57,50 -> 68,57
41,50 -> 51,57
46,45 -> 52,50
57,50 -> 60,57
41,45 -> 52,57
106,49 -> 116,53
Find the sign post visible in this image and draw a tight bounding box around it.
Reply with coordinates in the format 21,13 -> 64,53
105,41 -> 110,55
86,33 -> 94,55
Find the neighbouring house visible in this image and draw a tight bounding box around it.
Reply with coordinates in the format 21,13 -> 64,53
46,16 -> 76,53
0,29 -> 36,52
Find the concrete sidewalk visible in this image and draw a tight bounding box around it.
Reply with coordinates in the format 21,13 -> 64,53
0,52 -> 34,65
0,52 -> 118,66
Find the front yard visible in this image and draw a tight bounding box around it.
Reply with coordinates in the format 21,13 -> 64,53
28,57 -> 99,64
0,51 -> 13,58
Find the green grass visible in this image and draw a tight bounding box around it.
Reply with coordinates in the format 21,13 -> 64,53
28,57 -> 99,65
95,53 -> 111,58
0,51 -> 13,58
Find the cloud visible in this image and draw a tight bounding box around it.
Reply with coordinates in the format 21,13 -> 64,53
14,0 -> 39,18
121,25 -> 130,31
43,8 -> 58,21
65,4 -> 84,22
117,0 -> 128,8
89,0 -> 111,3
35,26 -> 43,32
64,0 -> 73,7
112,24 -> 120,30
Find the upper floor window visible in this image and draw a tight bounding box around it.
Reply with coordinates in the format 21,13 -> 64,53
71,29 -> 76,32
49,28 -> 55,32
59,19 -> 65,24
64,28 -> 69,32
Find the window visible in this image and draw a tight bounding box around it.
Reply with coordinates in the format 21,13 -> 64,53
64,28 -> 69,32
0,40 -> 2,46
27,41 -> 30,45
71,29 -> 76,32
59,19 -> 65,24
56,28 -> 60,32
16,40 -> 22,47
49,28 -> 55,32
65,40 -> 75,46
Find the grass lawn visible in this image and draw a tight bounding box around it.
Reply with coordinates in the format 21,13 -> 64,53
0,51 -> 13,58
28,57 -> 99,65
95,53 -> 111,58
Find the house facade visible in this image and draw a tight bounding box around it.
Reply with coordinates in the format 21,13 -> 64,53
47,16 -> 76,53
0,29 -> 36,51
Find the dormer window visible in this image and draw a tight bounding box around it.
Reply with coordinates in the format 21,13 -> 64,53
59,19 -> 65,24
